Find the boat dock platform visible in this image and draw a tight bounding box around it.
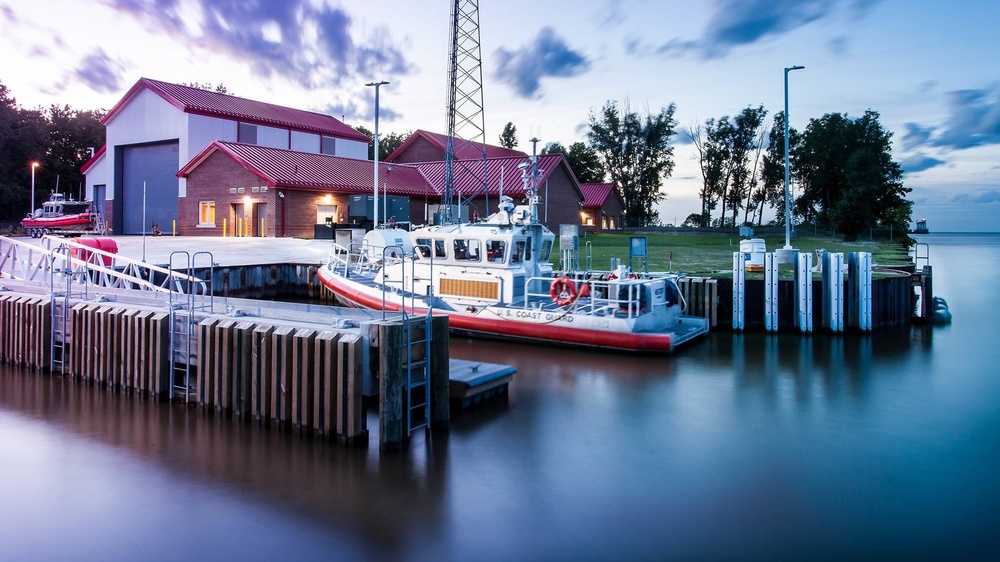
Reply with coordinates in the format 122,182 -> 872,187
0,234 -> 517,451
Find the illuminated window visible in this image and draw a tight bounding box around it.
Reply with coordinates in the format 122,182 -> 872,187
199,201 -> 216,226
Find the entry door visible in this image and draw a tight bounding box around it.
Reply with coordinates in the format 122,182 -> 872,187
255,203 -> 267,236
92,184 -> 107,221
231,203 -> 244,236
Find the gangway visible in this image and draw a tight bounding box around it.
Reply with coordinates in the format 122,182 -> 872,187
0,235 -> 206,295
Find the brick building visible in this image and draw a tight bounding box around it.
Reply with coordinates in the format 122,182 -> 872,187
580,183 -> 626,233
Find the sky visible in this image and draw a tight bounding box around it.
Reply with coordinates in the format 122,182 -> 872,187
2,0 -> 999,232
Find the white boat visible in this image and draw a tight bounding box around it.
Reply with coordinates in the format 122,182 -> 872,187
317,160 -> 709,353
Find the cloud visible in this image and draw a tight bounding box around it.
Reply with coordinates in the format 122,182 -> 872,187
73,48 -> 127,94
1,3 -> 17,23
827,36 -> 848,55
901,122 -> 935,150
494,27 -> 590,99
900,154 -> 946,174
950,190 -> 1000,204
640,0 -> 879,59
929,87 -> 1000,149
317,96 -> 401,126
105,0 -> 412,88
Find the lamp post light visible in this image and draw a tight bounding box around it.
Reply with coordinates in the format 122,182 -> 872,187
30,161 -> 40,216
365,80 -> 389,229
783,65 -> 804,253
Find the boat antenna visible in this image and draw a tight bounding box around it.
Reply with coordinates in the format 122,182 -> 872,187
521,137 -> 542,224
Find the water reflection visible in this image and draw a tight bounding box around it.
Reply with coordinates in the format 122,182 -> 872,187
0,367 -> 448,560
2,234 -> 998,560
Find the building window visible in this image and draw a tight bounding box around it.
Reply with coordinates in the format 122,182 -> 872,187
199,201 -> 216,226
239,123 -> 258,144
321,136 -> 337,155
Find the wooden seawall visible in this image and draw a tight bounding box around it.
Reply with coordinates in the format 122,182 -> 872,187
0,288 -> 451,451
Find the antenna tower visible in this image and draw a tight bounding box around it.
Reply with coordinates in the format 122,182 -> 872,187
442,0 -> 489,224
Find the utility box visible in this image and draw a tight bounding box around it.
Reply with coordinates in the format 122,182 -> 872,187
335,228 -> 366,251
348,195 -> 410,223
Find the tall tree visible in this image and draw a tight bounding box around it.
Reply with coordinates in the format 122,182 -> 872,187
793,110 -> 911,239
588,100 -> 677,227
498,121 -> 518,149
541,141 -> 604,184
354,127 -> 412,161
0,82 -> 98,221
758,112 -> 796,226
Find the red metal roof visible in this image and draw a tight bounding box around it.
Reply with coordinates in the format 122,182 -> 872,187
385,129 -> 526,163
178,141 -> 436,196
413,154 -> 579,199
103,78 -> 370,143
580,182 -> 617,208
79,144 -> 107,174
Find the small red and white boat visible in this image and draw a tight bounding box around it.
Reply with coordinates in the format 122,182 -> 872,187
21,193 -> 99,238
317,163 -> 708,353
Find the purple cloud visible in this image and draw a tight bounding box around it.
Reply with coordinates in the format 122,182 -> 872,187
74,48 -> 126,94
105,0 -> 412,88
635,0 -> 881,59
494,27 -> 590,99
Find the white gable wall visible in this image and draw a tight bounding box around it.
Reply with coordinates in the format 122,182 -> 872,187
102,88 -> 189,200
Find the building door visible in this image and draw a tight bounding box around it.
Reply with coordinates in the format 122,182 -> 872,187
120,141 -> 179,234
253,203 -> 267,236
231,203 -> 244,236
92,184 -> 107,223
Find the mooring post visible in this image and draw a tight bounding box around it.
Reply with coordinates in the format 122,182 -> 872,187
430,314 -> 450,430
732,252 -> 746,330
764,252 -> 779,332
378,320 -> 405,452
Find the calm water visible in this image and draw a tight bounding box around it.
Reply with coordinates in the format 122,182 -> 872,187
2,233 -> 999,561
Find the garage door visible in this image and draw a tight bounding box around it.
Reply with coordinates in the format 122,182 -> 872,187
122,141 -> 179,235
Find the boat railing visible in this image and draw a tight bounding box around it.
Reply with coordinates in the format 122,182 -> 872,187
523,274 -> 669,319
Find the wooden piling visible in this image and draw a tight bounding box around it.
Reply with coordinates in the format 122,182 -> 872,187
251,324 -> 275,425
336,333 -> 366,446
270,325 -> 295,429
291,328 -> 317,431
430,314 -> 450,430
313,331 -> 340,436
378,320 -> 405,452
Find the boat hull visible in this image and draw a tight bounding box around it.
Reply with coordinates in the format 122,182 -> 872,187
317,265 -> 707,353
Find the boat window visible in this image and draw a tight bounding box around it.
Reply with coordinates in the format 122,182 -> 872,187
453,239 -> 481,261
511,240 -> 525,263
486,240 -> 506,263
415,238 -> 432,258
540,240 -> 552,261
434,239 -> 446,258
524,236 -> 532,261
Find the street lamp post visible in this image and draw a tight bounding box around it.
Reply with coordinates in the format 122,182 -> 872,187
365,80 -> 389,228
30,161 -> 40,216
783,65 -> 804,252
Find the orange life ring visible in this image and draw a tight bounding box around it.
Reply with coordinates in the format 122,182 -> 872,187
549,277 -> 577,306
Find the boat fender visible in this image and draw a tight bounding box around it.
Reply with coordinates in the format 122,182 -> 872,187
931,296 -> 952,325
549,277 -> 578,307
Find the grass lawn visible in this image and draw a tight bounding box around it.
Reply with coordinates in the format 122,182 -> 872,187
562,231 -> 913,277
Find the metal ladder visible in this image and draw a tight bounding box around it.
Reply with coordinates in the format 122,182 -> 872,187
385,245 -> 433,436
49,244 -> 88,374
168,251 -> 214,402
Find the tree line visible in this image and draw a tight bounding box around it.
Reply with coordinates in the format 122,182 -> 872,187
1,77 -> 911,240
378,100 -> 912,239
0,81 -> 105,222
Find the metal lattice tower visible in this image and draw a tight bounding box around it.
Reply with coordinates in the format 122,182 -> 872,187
442,0 -> 489,224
